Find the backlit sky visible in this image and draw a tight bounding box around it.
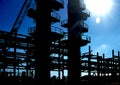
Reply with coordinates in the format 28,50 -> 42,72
84,0 -> 120,57
0,0 -> 120,57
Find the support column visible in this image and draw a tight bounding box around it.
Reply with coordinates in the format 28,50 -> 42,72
97,52 -> 100,77
68,0 -> 81,85
13,32 -> 17,77
35,0 -> 51,85
88,46 -> 91,78
112,50 -> 115,76
118,51 -> 120,76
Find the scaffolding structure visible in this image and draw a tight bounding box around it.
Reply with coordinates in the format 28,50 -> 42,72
0,0 -> 120,84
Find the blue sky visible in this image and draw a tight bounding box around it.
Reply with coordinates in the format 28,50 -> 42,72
84,0 -> 120,57
0,0 -> 120,58
0,0 -> 24,31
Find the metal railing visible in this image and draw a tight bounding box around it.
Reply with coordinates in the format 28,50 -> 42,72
51,11 -> 60,21
82,9 -> 90,17
51,26 -> 64,35
55,0 -> 64,6
28,27 -> 36,35
79,20 -> 88,29
80,0 -> 86,10
29,0 -> 36,10
61,19 -> 68,27
81,34 -> 91,42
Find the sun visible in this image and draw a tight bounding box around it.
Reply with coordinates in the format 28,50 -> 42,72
96,17 -> 101,24
84,0 -> 113,16
84,0 -> 113,23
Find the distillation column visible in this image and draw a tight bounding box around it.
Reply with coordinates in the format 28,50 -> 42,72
35,0 -> 51,85
68,0 -> 81,85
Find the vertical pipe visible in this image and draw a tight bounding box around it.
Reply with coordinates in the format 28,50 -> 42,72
35,0 -> 51,85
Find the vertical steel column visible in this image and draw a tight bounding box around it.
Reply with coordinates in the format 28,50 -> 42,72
13,32 -> 17,77
68,0 -> 81,85
26,38 -> 29,77
35,0 -> 51,84
97,52 -> 100,77
102,54 -> 105,76
118,51 -> 120,76
88,46 -> 91,78
112,50 -> 115,76
58,39 -> 61,80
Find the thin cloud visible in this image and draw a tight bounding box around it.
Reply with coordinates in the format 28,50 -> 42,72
93,44 -> 110,56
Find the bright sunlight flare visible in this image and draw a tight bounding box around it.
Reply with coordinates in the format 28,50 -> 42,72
84,0 -> 113,16
96,17 -> 101,24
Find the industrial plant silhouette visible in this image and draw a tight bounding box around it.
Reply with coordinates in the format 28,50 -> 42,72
0,0 -> 120,85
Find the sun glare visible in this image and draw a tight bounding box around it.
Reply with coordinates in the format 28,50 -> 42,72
84,0 -> 113,16
96,17 -> 101,24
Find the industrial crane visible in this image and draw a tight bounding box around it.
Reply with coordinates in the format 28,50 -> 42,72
10,0 -> 32,34
8,0 -> 32,77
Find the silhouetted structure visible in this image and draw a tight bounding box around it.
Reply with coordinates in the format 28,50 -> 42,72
0,0 -> 120,85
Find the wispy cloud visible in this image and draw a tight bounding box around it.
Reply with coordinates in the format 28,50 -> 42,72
93,44 -> 110,56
